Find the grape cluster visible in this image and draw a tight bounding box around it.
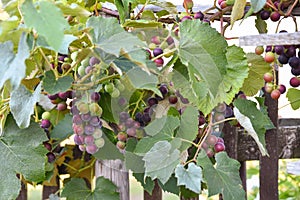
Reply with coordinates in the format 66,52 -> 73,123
115,84 -> 189,151
77,56 -> 101,81
258,1 -> 292,22
201,134 -> 226,158
71,91 -> 105,154
103,79 -> 125,98
255,33 -> 300,99
48,53 -> 72,74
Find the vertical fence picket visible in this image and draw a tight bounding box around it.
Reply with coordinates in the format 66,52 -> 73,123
259,92 -> 279,200
144,180 -> 162,200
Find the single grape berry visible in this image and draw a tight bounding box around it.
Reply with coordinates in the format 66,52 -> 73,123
181,15 -> 193,22
47,152 -> 56,163
278,54 -> 289,64
278,84 -> 286,94
116,141 -> 126,150
73,124 -> 84,135
48,94 -> 59,100
264,52 -> 275,63
90,116 -> 101,127
270,11 -> 280,22
86,144 -> 98,154
126,127 -> 136,137
224,106 -> 234,118
73,115 -> 83,125
58,92 -> 68,100
43,142 -> 52,151
289,56 -> 300,68
274,45 -> 284,55
263,72 -> 274,83
117,132 -> 128,141
290,77 -> 300,87
85,66 -> 93,74
84,135 -> 95,145
260,10 -> 270,20
214,142 -> 226,152
93,128 -> 103,139
291,67 -> 300,76
89,56 -> 100,66
194,11 -> 204,20
90,92 -> 101,102
81,113 -> 92,122
41,119 -> 51,129
286,46 -> 296,57
154,58 -> 164,67
151,36 -> 160,45
74,135 -> 84,145
84,125 -> 96,135
264,83 -> 274,93
159,84 -> 169,96
147,97 -> 158,107
153,48 -> 163,57
95,138 -> 105,148
255,46 -> 264,55
57,102 -> 67,111
198,115 -> 206,126
42,111 -> 51,120
215,102 -> 226,113
168,95 -> 178,104
206,134 -> 218,146
270,89 -> 281,100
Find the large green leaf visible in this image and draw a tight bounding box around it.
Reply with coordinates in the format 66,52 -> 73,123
21,0 -> 69,51
61,177 -> 119,200
175,163 -> 202,194
0,115 -> 48,200
0,33 -> 29,90
197,151 -> 245,200
144,115 -> 180,136
51,114 -> 73,140
143,140 -> 180,184
43,70 -> 73,95
241,53 -> 270,96
177,21 -> 248,115
10,83 -> 41,129
233,98 -> 274,156
175,106 -> 198,151
86,16 -> 146,64
251,0 -> 266,13
286,88 -> 300,110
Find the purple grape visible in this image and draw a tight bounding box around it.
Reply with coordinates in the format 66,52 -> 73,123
159,84 -> 169,96
125,118 -> 135,128
57,102 -> 67,111
153,48 -> 163,57
71,106 -> 80,115
73,124 -> 84,135
260,10 -> 270,20
265,45 -> 273,52
126,127 -> 136,137
47,152 -> 56,163
81,113 -> 92,122
73,115 -> 83,125
289,56 -> 300,68
181,16 -> 192,22
93,128 -> 103,139
86,144 -> 98,154
147,97 -> 158,107
168,95 -> 178,104
58,55 -> 66,62
291,66 -> 300,76
41,119 -> 51,129
166,36 -> 174,45
84,125 -> 95,135
90,92 -> 101,102
286,46 -> 296,57
74,135 -> 84,145
224,106 -> 234,118
119,112 -> 130,122
274,45 -> 284,55
85,66 -> 93,74
142,113 -> 151,124
278,54 -> 289,64
84,135 -> 95,145
90,116 -> 101,126
278,84 -> 286,94
78,145 -> 86,152
89,56 -> 100,66
118,97 -> 127,106
48,94 -> 59,100
58,92 -> 68,100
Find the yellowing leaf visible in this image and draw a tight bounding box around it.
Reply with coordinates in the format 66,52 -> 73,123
231,0 -> 246,28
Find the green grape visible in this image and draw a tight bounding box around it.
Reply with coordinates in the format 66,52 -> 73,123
111,88 -> 120,98
95,138 -> 105,148
41,111 -> 51,120
70,51 -> 78,61
77,102 -> 90,114
78,65 -> 86,76
104,83 -> 115,93
81,58 -> 89,67
148,43 -> 157,50
89,103 -> 103,116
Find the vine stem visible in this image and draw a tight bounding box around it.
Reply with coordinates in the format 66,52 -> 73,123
150,48 -> 176,61
73,74 -> 120,89
278,98 -> 300,109
179,138 -> 199,147
285,0 -> 299,17
211,117 -> 236,127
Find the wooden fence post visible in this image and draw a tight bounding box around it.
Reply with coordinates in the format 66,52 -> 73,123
42,176 -> 60,199
259,92 -> 278,200
95,160 -> 129,200
16,182 -> 27,200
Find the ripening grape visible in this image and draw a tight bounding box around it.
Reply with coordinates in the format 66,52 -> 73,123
79,145 -> 86,152
125,118 -> 135,128
74,135 -> 84,145
215,102 -> 226,113
47,152 -> 56,163
48,94 -> 59,100
43,142 -> 52,151
89,56 -> 100,66
77,102 -> 90,114
278,54 -> 289,64
42,111 -> 51,120
213,112 -> 225,122
73,124 -> 84,135
260,10 -> 270,20
81,113 -> 92,122
206,134 -> 218,146
288,56 -> 300,68
86,144 -> 98,154
85,66 -> 93,74
214,142 -> 226,152
84,135 -> 95,145
90,92 -> 101,102
291,67 -> 300,76
119,112 -> 130,122
116,141 -> 126,150
111,88 -> 120,98
84,125 -> 95,135
126,127 -> 136,137
154,58 -> 164,67
194,11 -> 204,20
104,83 -> 114,93
93,128 -> 103,139
217,137 -> 224,144
278,84 -> 286,94
58,92 -> 68,100
198,115 -> 206,126
153,48 -> 163,57
73,114 -> 83,125
290,77 -> 300,87
57,102 -> 67,111
89,116 -> 101,126
89,103 -> 103,116
41,119 -> 51,129
159,84 -> 169,97
264,52 -> 275,63
274,45 -> 284,55
263,72 -> 274,83
270,11 -> 280,22
168,95 -> 178,104
117,132 -> 128,141
151,36 -> 160,45
224,106 -> 234,118
270,89 -> 281,100
206,148 -> 214,158
147,97 -> 158,107
255,46 -> 264,55
286,46 -> 296,57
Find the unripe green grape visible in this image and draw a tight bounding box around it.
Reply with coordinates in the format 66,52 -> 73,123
70,51 -> 78,61
111,88 -> 120,98
148,43 -> 157,50
81,58 -> 89,67
95,138 -> 105,148
93,128 -> 103,139
104,83 -> 115,93
163,48 -> 174,58
89,103 -> 103,116
77,102 -> 90,114
42,111 -> 51,120
78,65 -> 86,76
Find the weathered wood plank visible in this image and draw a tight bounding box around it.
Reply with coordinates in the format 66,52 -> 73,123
95,160 -> 129,200
42,176 -> 60,199
144,180 -> 162,200
16,182 -> 27,200
259,93 -> 278,200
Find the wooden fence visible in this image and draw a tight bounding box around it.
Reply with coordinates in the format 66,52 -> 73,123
16,93 -> 300,200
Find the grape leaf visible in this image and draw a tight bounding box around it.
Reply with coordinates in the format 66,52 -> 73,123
86,16 -> 146,65
233,98 -> 275,156
21,0 -> 69,51
0,33 -> 29,90
251,0 -> 266,13
51,114 -> 73,140
175,163 -> 202,194
197,151 -> 245,200
231,0 -> 246,28
143,140 -> 180,184
255,16 -> 268,34
61,177 -> 119,200
114,0 -> 128,24
175,106 -> 198,151
0,115 -> 48,200
43,70 -> 73,94
286,88 -> 300,110
10,83 -> 41,129
144,115 -> 180,136
177,22 -> 248,115
158,174 -> 180,195
133,173 -> 155,195
241,53 -> 271,96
